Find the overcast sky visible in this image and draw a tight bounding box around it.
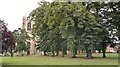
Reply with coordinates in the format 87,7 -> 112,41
0,0 -> 51,31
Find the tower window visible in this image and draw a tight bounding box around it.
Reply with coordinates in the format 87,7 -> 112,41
27,42 -> 30,48
27,22 -> 31,31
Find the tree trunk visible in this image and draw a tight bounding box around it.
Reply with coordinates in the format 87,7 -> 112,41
71,51 -> 77,58
102,49 -> 106,58
101,44 -> 106,58
2,51 -> 3,55
78,50 -> 80,54
63,46 -> 67,55
98,49 -> 101,53
64,50 -> 67,55
44,51 -> 47,56
86,49 -> 92,59
75,50 -> 77,55
10,48 -> 13,57
52,51 -> 55,57
62,48 -> 65,57
56,51 -> 59,56
62,50 -> 64,57
10,46 -> 13,57
92,49 -> 96,53
62,53 -> 64,57
86,50 -> 88,58
117,50 -> 119,53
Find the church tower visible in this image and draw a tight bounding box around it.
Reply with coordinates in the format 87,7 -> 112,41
22,16 -> 36,55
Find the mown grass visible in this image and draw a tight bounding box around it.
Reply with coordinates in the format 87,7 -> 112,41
1,53 -> 118,65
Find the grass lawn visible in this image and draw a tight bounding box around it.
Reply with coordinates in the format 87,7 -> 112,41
1,53 -> 118,65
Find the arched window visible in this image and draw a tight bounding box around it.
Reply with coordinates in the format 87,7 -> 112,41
27,42 -> 30,48
27,22 -> 31,31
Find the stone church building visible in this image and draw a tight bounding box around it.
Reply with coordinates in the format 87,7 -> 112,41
22,16 -> 36,55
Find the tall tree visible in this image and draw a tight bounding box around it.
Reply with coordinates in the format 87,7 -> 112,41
0,19 -> 16,57
13,28 -> 30,56
86,2 -> 120,58
29,2 -> 112,59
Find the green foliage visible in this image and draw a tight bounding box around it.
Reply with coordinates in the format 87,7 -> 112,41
29,2 -> 119,58
13,28 -> 30,52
